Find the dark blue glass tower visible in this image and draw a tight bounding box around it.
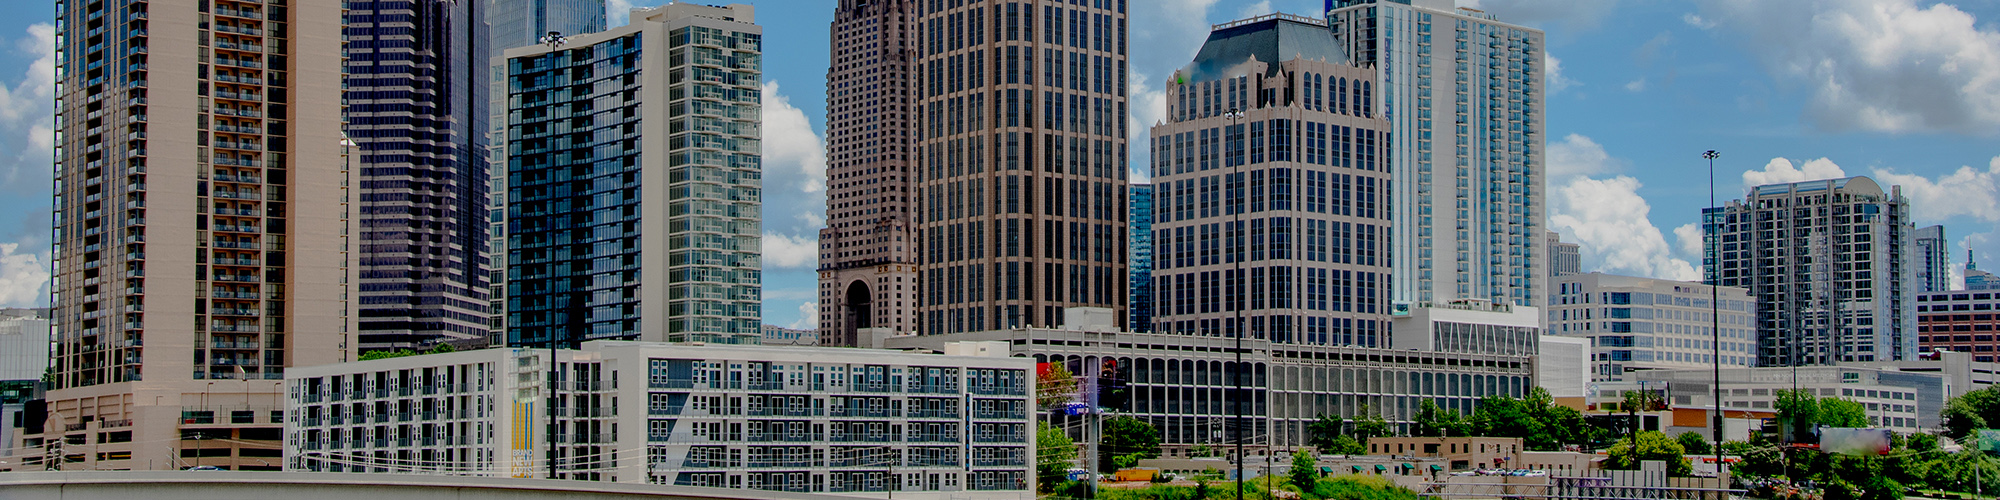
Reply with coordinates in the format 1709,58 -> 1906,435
345,0 -> 494,351
1130,183 -> 1155,332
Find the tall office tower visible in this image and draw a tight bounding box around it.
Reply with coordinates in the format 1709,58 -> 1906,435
43,0 -> 350,470
1546,230 -> 1579,277
346,0 -> 492,353
1914,225 -> 1949,293
818,0 -> 920,347
1128,183 -> 1154,332
1150,14 -> 1393,344
914,0 -> 1131,334
1706,177 -> 1917,365
486,0 -> 607,346
1325,0 -> 1547,309
503,3 -> 762,347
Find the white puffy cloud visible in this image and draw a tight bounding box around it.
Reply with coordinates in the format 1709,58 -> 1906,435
1872,157 -> 2000,222
1128,73 -> 1170,183
0,241 -> 49,308
1550,176 -> 1701,281
761,232 -> 817,270
1682,13 -> 1717,30
1701,0 -> 2000,134
788,301 -> 818,330
0,24 -> 55,193
1624,79 -> 1647,92
1741,157 -> 1847,187
607,0 -> 636,26
761,81 -> 827,195
1545,134 -> 1701,281
1545,53 -> 1576,93
1673,222 -> 1704,259
1235,1 -> 1274,20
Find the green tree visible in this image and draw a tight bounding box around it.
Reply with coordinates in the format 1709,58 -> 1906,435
1288,448 -> 1320,494
1819,398 -> 1870,428
1350,404 -> 1393,446
1411,399 -> 1469,437
1526,391 -> 1592,450
1306,413 -> 1345,450
1187,444 -> 1222,458
1036,422 -> 1076,492
1676,431 -> 1713,455
1101,416 -> 1162,473
1940,386 -> 2000,440
1471,396 -> 1546,444
1605,430 -> 1692,477
1323,434 -> 1366,456
1775,389 -> 1822,443
1038,364 -> 1079,410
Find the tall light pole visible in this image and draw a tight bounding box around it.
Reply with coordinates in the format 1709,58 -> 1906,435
1222,108 -> 1246,500
1704,149 -> 1724,478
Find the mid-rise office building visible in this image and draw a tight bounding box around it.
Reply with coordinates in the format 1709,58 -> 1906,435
1635,366 -> 1939,432
346,0 -> 493,352
1130,183 -> 1154,332
913,0 -> 1131,335
761,325 -> 819,346
1915,225 -> 1949,293
41,0 -> 351,470
1546,273 -> 1756,381
1706,176 -> 1917,365
1918,290 -> 2000,362
1150,14 -> 1393,345
887,309 -> 1537,454
1547,231 -> 1579,277
486,0 -> 608,345
0,309 -> 50,382
1326,0 -> 1548,309
1968,251 -> 1999,291
818,0 -> 920,346
502,3 -> 763,346
284,342 -> 1034,493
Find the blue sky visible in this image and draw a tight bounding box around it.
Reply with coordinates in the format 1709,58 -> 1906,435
3,1 -> 1998,332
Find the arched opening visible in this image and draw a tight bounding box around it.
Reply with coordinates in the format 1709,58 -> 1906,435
843,280 -> 873,331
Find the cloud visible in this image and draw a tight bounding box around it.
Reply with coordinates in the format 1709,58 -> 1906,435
1546,134 -> 1615,178
0,24 -> 56,194
1742,157 -> 1847,187
1624,79 -> 1647,92
1673,222 -> 1704,259
761,81 -> 827,195
788,301 -> 818,330
1545,53 -> 1576,93
1235,1 -> 1273,20
761,232 -> 817,270
0,242 -> 49,308
1545,134 -> 1699,281
1872,157 -> 2000,222
608,0 -> 635,26
1549,176 -> 1701,281
1129,72 -> 1170,183
1682,13 -> 1717,29
1701,0 -> 2000,134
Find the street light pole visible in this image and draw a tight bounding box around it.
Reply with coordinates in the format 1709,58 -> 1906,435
1705,149 -> 1724,478
537,30 -> 568,480
1224,108 -> 1245,500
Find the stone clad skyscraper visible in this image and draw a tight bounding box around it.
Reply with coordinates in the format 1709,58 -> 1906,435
41,0 -> 351,470
818,0 -> 921,346
914,0 -> 1130,334
1324,0 -> 1547,310
346,0 -> 493,352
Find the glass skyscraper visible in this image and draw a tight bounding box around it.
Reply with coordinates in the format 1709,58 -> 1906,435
346,0 -> 494,351
487,0 -> 607,345
1129,183 -> 1154,332
502,3 -> 762,346
1325,0 -> 1546,309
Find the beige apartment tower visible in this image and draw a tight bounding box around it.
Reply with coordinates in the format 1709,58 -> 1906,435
28,0 -> 352,471
913,0 -> 1130,334
819,0 -> 921,346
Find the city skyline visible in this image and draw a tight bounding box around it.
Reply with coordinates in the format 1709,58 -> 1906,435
0,1 -> 1996,331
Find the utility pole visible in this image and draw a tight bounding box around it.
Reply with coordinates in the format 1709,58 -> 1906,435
1704,149 -> 1725,479
1224,107 -> 1245,500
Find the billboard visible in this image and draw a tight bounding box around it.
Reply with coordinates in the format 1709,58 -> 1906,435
1817,427 -> 1893,456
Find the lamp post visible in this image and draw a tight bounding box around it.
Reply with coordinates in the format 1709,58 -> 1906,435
1223,108 -> 1245,500
1704,149 -> 1724,478
536,30 -> 568,480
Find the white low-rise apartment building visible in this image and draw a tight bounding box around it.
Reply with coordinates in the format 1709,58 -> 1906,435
284,342 -> 1034,495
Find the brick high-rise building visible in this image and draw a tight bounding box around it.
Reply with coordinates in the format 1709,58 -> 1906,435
1917,290 -> 2000,362
818,0 -> 921,346
39,0 -> 352,470
346,0 -> 493,352
913,0 -> 1130,334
